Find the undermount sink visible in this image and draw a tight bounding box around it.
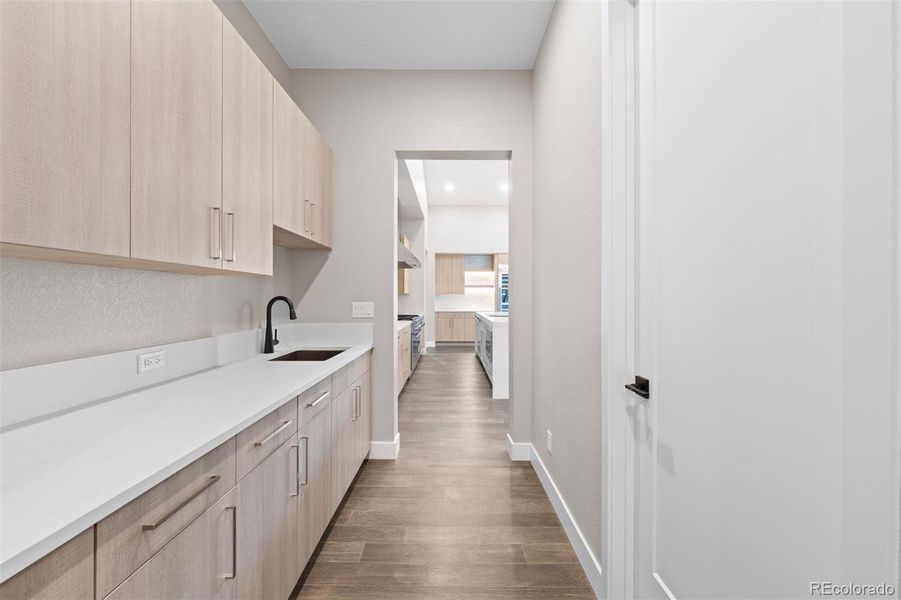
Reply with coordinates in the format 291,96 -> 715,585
269,349 -> 347,362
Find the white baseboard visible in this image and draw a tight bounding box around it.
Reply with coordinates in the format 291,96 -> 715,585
425,340 -> 436,349
369,433 -> 400,460
530,445 -> 604,598
506,433 -> 531,461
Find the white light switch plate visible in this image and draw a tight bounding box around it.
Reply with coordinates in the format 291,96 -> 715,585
138,350 -> 166,374
352,302 -> 374,318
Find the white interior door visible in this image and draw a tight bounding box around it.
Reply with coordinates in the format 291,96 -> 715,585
630,1 -> 899,598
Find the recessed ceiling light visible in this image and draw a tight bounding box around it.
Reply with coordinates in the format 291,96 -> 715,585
444,183 -> 455,192
499,182 -> 510,192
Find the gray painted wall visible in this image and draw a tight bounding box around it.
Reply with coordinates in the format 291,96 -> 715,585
290,69 -> 534,447
531,0 -> 604,558
0,2 -> 302,371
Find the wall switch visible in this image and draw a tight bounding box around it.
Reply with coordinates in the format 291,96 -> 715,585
547,430 -> 553,455
138,350 -> 166,374
352,302 -> 374,318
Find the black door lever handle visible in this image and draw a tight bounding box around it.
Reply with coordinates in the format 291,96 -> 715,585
625,375 -> 650,399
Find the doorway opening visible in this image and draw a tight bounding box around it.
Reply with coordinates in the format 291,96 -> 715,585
393,150 -> 513,449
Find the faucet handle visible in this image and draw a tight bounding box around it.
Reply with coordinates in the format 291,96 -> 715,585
273,328 -> 280,346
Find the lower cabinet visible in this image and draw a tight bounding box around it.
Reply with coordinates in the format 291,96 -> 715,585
8,351 -> 373,600
106,489 -> 238,600
235,438 -> 299,600
299,403 -> 333,568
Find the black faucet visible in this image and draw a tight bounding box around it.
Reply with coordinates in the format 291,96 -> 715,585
264,296 -> 297,354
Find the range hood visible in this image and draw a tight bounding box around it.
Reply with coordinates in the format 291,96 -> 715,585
398,242 -> 421,269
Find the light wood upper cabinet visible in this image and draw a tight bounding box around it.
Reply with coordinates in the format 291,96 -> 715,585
222,20 -> 273,276
273,81 -> 307,244
436,254 -> 465,294
0,529 -> 93,600
130,0 -> 223,269
0,0 -> 130,257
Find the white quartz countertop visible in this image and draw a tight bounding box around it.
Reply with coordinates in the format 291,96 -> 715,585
0,339 -> 373,583
475,311 -> 510,324
396,320 -> 412,333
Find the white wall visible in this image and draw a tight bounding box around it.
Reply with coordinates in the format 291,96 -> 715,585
291,69 -> 534,448
531,0 -> 604,561
428,205 -> 508,253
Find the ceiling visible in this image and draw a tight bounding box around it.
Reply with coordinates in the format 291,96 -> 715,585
243,0 -> 555,70
424,160 -> 509,207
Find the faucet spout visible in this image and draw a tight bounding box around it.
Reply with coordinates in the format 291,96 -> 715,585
264,296 -> 297,354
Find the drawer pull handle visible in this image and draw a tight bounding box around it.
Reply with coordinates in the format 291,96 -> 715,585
254,420 -> 293,447
289,444 -> 300,497
142,474 -> 221,531
225,505 -> 237,579
306,391 -> 329,409
300,436 -> 309,487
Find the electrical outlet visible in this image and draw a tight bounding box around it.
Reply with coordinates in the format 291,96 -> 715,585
138,350 -> 166,374
547,430 -> 553,455
352,302 -> 374,318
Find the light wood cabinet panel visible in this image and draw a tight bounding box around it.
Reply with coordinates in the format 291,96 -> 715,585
319,142 -> 334,248
435,313 -> 454,342
298,404 -> 332,569
222,20 -> 273,276
106,489 -> 237,600
436,312 -> 475,342
355,371 -> 372,467
236,438 -> 299,600
299,376 -> 331,429
459,313 -> 476,342
130,0 -> 223,269
0,529 -> 93,600
436,254 -> 465,294
235,398 -> 297,481
273,81 -> 307,243
330,387 -> 355,514
96,438 -> 236,599
0,0 -> 130,257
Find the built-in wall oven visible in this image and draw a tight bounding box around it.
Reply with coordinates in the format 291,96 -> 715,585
398,314 -> 424,373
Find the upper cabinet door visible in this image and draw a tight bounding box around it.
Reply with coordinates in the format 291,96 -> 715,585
0,0 -> 130,256
319,141 -> 334,248
273,82 -> 306,241
131,0 -> 223,269
222,20 -> 273,276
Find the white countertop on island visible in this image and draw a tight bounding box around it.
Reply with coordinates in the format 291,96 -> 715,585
0,325 -> 373,583
475,311 -> 509,325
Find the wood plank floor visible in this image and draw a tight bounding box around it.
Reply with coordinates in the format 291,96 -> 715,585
295,346 -> 596,599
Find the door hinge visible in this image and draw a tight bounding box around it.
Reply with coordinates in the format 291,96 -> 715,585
625,375 -> 650,399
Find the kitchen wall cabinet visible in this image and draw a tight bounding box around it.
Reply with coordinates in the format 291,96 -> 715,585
130,0 -> 223,269
298,404 -> 332,568
435,254 -> 465,294
235,437 -> 299,600
273,84 -> 333,250
0,0 -> 130,258
105,489 -> 237,600
222,20 -> 273,276
0,529 -> 93,600
435,312 -> 475,342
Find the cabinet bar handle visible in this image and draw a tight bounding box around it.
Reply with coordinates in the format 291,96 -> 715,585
304,199 -> 311,236
306,391 -> 329,408
310,202 -> 316,237
300,436 -> 309,487
142,474 -> 220,531
225,212 -> 236,262
225,505 -> 237,579
290,444 -> 300,497
351,387 -> 358,421
254,419 -> 293,447
210,207 -> 222,259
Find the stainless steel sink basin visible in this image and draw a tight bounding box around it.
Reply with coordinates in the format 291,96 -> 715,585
269,349 -> 347,362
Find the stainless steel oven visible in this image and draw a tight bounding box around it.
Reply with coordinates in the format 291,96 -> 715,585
398,314 -> 424,373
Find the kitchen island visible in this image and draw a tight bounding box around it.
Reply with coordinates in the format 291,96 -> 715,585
474,312 -> 509,400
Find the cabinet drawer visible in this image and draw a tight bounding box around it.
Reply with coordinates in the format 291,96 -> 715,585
236,398 -> 298,480
95,438 -> 236,599
331,352 -> 371,395
299,377 -> 331,428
